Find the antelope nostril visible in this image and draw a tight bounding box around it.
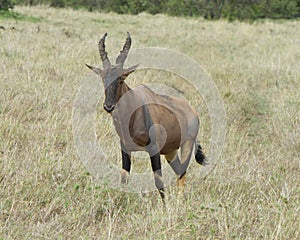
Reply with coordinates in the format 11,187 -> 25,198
103,104 -> 115,113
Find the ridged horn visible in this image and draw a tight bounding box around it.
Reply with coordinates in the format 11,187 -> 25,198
98,33 -> 111,69
116,32 -> 131,68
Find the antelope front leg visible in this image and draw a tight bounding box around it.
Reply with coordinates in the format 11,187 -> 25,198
121,144 -> 131,184
150,153 -> 165,202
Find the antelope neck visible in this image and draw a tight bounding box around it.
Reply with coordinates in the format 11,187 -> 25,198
116,82 -> 131,102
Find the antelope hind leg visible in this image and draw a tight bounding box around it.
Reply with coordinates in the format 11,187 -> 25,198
177,139 -> 195,195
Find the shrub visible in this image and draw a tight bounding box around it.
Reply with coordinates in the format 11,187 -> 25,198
0,0 -> 15,10
13,0 -> 300,20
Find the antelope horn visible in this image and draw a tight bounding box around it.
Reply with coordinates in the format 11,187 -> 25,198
116,32 -> 131,68
98,33 -> 111,69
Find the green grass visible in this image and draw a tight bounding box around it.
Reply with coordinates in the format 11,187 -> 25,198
0,6 -> 300,239
0,9 -> 42,22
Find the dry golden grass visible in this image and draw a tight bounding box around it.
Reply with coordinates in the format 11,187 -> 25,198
0,6 -> 299,239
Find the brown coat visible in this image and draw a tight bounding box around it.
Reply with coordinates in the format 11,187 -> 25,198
112,84 -> 199,155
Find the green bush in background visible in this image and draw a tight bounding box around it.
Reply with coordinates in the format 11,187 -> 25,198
0,0 -> 15,10
5,0 -> 300,20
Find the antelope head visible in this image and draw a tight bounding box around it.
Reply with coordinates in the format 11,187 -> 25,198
86,32 -> 138,113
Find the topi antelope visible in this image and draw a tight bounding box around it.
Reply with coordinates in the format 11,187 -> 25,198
86,32 -> 208,202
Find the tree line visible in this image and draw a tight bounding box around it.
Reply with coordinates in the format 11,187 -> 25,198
1,0 -> 300,20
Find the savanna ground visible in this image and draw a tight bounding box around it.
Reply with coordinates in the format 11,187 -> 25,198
0,6 -> 299,239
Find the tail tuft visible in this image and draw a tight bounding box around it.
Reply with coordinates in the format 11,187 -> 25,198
195,144 -> 208,166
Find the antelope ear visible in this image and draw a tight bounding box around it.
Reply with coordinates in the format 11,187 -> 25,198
85,64 -> 103,75
122,64 -> 139,79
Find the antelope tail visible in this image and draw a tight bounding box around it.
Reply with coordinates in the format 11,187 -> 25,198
195,142 -> 208,166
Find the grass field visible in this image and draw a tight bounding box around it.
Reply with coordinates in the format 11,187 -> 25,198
0,6 -> 299,239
